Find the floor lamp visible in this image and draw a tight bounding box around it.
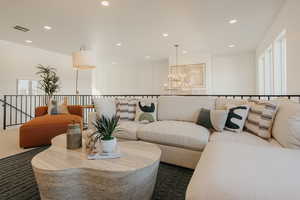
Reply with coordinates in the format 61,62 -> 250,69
72,49 -> 96,102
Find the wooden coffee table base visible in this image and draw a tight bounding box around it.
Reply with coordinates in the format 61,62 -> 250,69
32,135 -> 161,200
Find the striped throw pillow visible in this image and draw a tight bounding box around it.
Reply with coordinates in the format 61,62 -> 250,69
116,98 -> 137,121
245,100 -> 279,139
127,99 -> 137,120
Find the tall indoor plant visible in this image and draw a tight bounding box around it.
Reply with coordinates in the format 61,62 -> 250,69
92,115 -> 120,153
36,64 -> 60,96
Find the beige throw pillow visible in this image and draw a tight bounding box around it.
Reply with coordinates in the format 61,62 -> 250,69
48,98 -> 69,115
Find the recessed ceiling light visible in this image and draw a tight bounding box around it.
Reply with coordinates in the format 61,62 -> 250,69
162,33 -> 169,37
101,1 -> 110,6
116,43 -> 122,47
25,40 -> 33,43
228,44 -> 235,48
145,56 -> 151,59
182,50 -> 188,54
229,19 -> 238,24
43,26 -> 52,30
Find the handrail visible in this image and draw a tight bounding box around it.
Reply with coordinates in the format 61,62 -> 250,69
0,99 -> 33,118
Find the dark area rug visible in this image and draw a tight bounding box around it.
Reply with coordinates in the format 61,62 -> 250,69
0,147 -> 194,200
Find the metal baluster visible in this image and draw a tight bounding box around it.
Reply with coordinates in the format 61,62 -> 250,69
3,96 -> 7,130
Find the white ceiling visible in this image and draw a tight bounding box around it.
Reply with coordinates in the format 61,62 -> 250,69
0,0 -> 285,64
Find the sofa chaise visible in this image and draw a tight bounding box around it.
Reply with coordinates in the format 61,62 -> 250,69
20,105 -> 83,148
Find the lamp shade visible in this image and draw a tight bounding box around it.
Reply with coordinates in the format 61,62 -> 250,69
72,50 -> 96,70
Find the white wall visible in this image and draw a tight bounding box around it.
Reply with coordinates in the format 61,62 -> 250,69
92,59 -> 168,95
0,40 -> 92,95
169,54 -> 212,94
211,52 -> 256,94
0,40 -> 92,128
169,52 -> 256,94
256,0 -> 300,94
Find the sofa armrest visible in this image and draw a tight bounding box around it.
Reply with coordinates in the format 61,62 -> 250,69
35,106 -> 48,117
68,105 -> 83,118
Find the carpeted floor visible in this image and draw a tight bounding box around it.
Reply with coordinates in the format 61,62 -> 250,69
0,147 -> 194,200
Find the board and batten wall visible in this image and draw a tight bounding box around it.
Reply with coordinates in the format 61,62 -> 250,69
256,0 -> 300,94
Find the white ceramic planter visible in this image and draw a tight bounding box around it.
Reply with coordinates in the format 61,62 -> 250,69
101,137 -> 117,153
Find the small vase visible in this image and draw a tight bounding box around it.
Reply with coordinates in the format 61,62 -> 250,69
101,137 -> 117,153
66,123 -> 82,150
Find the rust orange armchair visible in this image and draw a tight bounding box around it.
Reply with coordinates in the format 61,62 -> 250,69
19,106 -> 83,148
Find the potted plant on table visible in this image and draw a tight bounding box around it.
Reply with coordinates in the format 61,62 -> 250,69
92,115 -> 120,153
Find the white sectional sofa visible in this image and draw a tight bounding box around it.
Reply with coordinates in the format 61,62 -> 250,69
88,96 -> 300,200
89,96 -> 215,169
186,100 -> 300,200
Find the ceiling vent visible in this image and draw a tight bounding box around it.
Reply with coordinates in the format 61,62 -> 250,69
13,25 -> 30,32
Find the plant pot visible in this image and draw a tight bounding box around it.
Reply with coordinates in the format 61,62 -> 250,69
101,137 -> 117,153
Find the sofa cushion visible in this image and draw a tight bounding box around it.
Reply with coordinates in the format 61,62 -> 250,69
113,121 -> 144,140
137,121 -> 209,151
272,101 -> 300,149
157,96 -> 216,122
186,142 -> 300,200
216,98 -> 249,110
210,131 -> 274,147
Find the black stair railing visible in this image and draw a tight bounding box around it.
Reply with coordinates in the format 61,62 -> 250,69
1,94 -> 300,130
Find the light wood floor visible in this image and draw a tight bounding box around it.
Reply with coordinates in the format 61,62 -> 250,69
0,128 -> 31,159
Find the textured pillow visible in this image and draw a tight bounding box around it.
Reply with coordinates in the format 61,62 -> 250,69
225,105 -> 250,133
197,108 -> 228,132
245,100 -> 279,139
93,98 -> 116,118
48,98 -> 69,115
135,99 -> 157,123
116,98 -> 137,121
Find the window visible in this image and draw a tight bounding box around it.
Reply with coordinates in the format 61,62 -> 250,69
258,30 -> 286,95
274,30 -> 287,94
17,79 -> 38,95
258,55 -> 265,94
264,45 -> 273,94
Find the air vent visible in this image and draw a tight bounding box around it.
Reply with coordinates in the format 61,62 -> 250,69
13,25 -> 30,32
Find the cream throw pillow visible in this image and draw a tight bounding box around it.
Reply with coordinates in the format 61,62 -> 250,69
225,105 -> 250,133
93,98 -> 116,119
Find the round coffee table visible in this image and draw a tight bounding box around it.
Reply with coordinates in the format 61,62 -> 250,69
31,135 -> 161,200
